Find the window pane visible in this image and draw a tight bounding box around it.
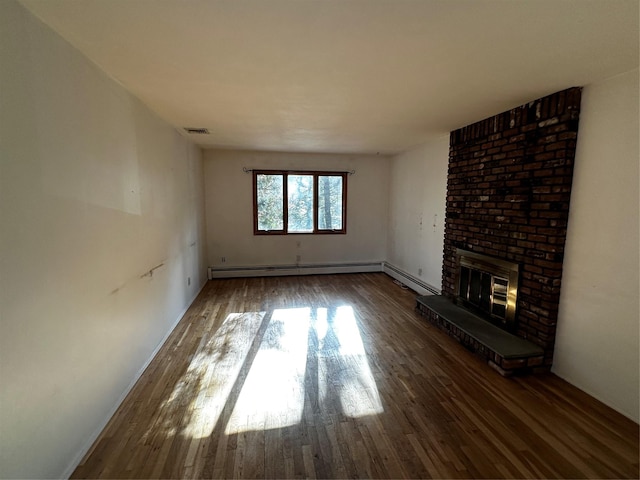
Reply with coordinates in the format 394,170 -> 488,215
287,175 -> 313,232
317,175 -> 343,230
256,174 -> 284,231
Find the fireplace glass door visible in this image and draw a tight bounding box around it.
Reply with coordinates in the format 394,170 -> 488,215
459,267 -> 509,318
456,249 -> 519,331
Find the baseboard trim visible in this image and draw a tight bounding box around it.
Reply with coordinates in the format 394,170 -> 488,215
61,280 -> 208,479
382,262 -> 440,296
208,261 -> 384,279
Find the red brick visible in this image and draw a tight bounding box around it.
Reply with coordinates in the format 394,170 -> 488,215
501,358 -> 528,370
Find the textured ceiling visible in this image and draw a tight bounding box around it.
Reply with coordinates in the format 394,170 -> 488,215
20,0 -> 639,154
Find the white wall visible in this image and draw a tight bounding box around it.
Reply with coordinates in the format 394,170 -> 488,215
0,2 -> 207,478
204,149 -> 389,269
553,69 -> 639,422
386,137 -> 449,291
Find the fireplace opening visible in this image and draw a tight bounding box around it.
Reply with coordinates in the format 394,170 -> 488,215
456,249 -> 519,332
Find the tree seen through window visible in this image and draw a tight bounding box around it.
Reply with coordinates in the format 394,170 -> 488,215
254,171 -> 347,235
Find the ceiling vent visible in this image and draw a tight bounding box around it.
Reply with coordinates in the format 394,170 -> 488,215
183,127 -> 210,135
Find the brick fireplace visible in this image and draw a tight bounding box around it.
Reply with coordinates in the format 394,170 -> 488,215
418,87 -> 582,374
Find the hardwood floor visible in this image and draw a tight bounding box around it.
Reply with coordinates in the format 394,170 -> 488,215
72,273 -> 639,479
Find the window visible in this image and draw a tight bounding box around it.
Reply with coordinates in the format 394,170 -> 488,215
254,170 -> 347,235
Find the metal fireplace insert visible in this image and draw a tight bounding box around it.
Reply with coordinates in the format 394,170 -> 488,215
456,249 -> 519,332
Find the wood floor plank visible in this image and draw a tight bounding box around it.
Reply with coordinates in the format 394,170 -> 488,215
71,273 -> 639,479
263,427 -> 285,479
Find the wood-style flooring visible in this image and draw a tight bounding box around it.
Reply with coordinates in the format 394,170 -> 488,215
72,273 -> 639,479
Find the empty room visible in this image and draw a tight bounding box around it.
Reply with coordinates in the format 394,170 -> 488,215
1,0 -> 638,478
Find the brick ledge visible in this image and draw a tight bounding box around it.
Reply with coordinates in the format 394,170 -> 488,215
416,295 -> 545,376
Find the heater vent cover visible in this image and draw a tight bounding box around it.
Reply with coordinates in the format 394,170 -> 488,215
183,127 -> 210,135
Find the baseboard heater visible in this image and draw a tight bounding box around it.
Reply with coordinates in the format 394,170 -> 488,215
383,262 -> 440,296
208,261 -> 383,279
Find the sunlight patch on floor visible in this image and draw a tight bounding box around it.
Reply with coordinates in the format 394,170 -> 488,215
178,304 -> 383,438
225,308 -> 310,434
181,311 -> 266,440
322,306 -> 383,418
225,305 -> 383,435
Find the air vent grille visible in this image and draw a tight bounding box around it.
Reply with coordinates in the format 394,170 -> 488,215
183,127 -> 210,135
